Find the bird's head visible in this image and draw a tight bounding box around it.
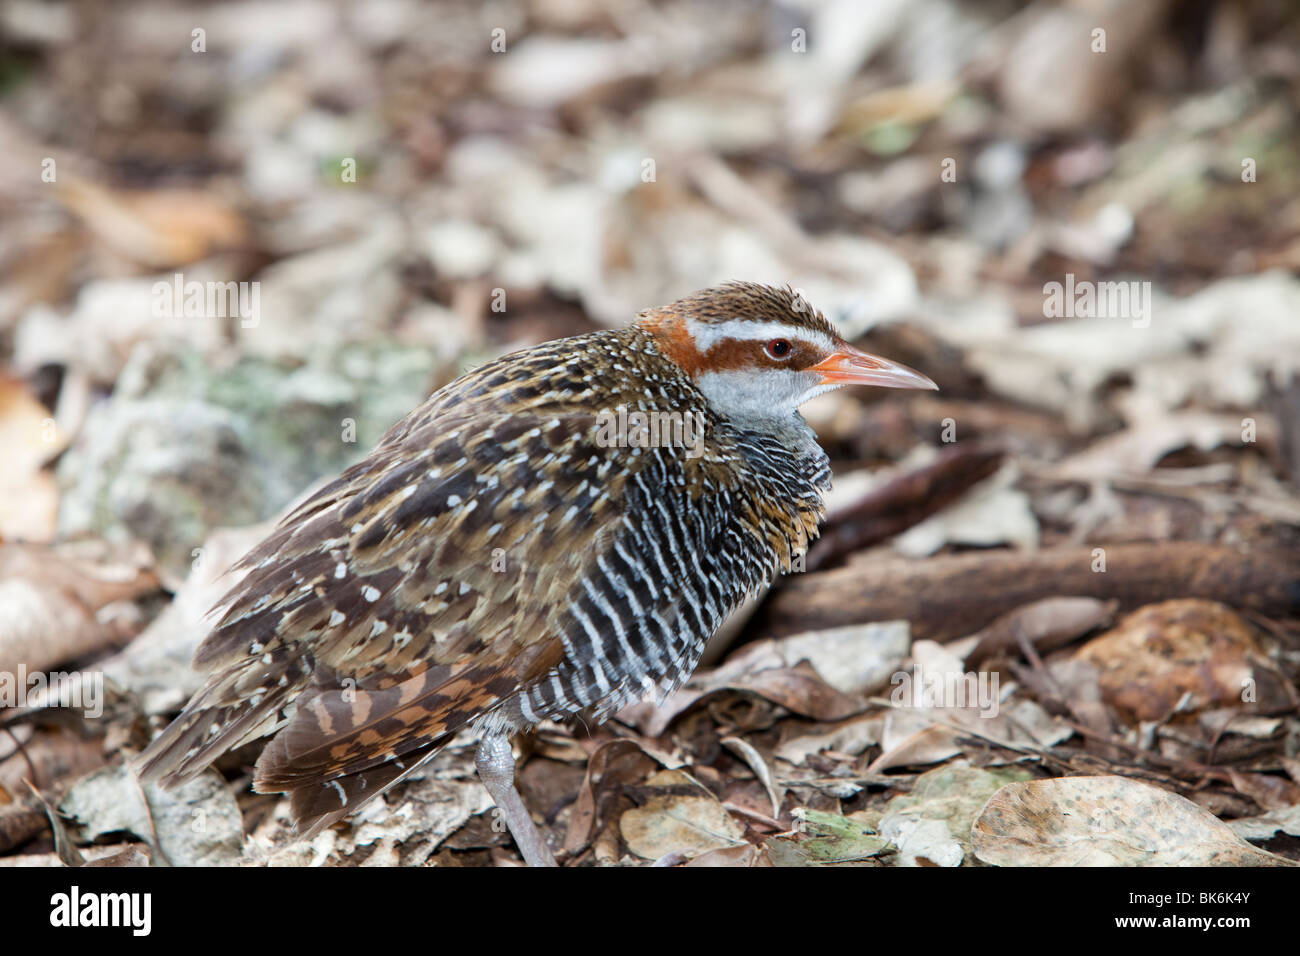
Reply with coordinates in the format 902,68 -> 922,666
637,282 -> 937,425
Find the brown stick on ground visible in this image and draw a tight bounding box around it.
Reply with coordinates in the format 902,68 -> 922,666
758,541 -> 1300,644
806,443 -> 1004,572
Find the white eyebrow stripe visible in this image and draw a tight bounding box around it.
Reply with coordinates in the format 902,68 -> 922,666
684,319 -> 835,353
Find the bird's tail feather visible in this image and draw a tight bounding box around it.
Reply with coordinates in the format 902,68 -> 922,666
285,740 -> 446,839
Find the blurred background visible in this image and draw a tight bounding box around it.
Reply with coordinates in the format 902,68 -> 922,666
1,0 -> 1299,866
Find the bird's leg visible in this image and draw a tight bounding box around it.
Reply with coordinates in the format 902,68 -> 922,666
475,734 -> 558,867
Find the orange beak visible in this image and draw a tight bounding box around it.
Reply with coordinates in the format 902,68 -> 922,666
807,344 -> 938,390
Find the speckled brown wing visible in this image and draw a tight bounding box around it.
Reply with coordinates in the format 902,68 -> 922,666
136,337 -> 670,832
247,403 -> 645,827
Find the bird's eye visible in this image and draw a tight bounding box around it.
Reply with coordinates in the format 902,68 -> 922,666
765,339 -> 792,359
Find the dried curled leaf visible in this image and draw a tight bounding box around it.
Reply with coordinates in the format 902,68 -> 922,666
619,770 -> 745,861
1074,599 -> 1298,722
972,776 -> 1296,867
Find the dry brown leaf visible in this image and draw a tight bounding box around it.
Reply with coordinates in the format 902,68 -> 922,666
0,801 -> 48,854
835,81 -> 958,134
868,720 -> 961,773
619,623 -> 906,736
623,658 -> 865,738
0,843 -> 153,867
857,764 -> 1036,867
619,769 -> 746,861
1074,599 -> 1299,723
683,843 -> 772,867
775,715 -> 883,767
720,736 -> 781,817
563,738 -> 659,858
0,726 -> 108,814
61,764 -> 244,867
0,540 -> 160,674
972,776 -> 1296,866
1047,410 -> 1253,482
0,377 -> 61,541
80,845 -> 151,867
57,178 -> 247,269
1229,805 -> 1300,842
966,596 -> 1118,667
1226,771 -> 1300,812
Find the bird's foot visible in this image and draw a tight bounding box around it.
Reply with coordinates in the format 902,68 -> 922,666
475,735 -> 558,867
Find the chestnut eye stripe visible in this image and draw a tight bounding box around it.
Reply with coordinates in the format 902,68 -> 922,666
683,318 -> 837,354
692,337 -> 823,372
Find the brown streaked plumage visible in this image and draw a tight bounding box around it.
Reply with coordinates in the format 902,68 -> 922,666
136,281 -> 936,864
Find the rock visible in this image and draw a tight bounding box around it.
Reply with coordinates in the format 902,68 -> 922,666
57,339 -> 439,576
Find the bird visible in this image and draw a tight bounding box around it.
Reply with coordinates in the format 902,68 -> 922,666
135,281 -> 937,866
